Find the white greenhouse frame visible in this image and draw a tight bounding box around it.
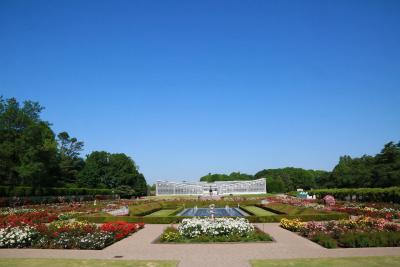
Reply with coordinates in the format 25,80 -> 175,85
156,178 -> 266,196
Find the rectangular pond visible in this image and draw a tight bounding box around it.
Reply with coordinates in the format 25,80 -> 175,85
178,207 -> 248,217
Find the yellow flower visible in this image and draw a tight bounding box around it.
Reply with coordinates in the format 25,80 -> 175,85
280,218 -> 305,231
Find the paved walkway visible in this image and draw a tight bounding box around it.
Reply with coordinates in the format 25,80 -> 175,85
1,224 -> 400,267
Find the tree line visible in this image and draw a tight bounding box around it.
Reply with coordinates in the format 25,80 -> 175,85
200,142 -> 400,193
0,97 -> 147,196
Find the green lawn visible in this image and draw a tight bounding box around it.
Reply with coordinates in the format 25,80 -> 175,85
0,259 -> 178,267
145,209 -> 177,217
251,256 -> 400,267
243,206 -> 277,216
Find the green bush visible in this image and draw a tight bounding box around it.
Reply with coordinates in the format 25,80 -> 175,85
262,203 -> 322,215
338,232 -> 400,248
0,186 -> 118,197
311,233 -> 338,248
169,206 -> 184,216
159,227 -> 182,242
310,187 -> 400,203
246,213 -> 347,223
128,202 -> 163,216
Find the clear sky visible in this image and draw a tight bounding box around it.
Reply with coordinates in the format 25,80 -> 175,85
1,0 -> 399,184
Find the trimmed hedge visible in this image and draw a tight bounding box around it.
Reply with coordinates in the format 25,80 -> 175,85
78,211 -> 348,224
169,206 -> 184,216
310,187 -> 400,203
246,213 -> 348,223
78,215 -> 194,224
0,186 -> 118,197
261,203 -> 324,215
311,233 -> 338,248
129,202 -> 164,216
338,231 -> 400,248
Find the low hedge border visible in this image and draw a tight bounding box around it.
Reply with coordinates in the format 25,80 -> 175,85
239,206 -> 257,216
78,212 -> 348,224
0,186 -> 119,197
129,202 -> 164,216
169,206 -> 184,216
246,213 -> 348,223
310,187 -> 400,203
78,215 -> 194,224
254,204 -> 286,215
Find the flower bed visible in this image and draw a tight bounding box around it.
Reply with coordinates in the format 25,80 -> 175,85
0,211 -> 58,227
100,221 -> 144,240
159,217 -> 272,243
265,196 -> 400,221
0,220 -> 144,249
280,217 -> 400,248
327,203 -> 400,220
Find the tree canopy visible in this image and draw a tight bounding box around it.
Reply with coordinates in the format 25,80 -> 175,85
0,97 -> 59,187
200,172 -> 254,182
78,151 -> 147,195
199,141 -> 400,192
325,142 -> 400,188
0,96 -> 147,196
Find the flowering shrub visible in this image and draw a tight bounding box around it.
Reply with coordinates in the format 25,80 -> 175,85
57,211 -> 82,220
178,218 -> 254,238
160,227 -> 182,242
0,225 -> 38,248
0,218 -> 144,249
281,217 -> 400,248
160,220 -> 272,243
34,231 -> 115,249
100,221 -> 142,240
0,211 -> 58,227
46,220 -> 97,237
76,232 -> 115,249
0,208 -> 39,216
280,218 -> 305,231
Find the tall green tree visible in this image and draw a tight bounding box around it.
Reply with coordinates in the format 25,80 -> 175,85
57,131 -> 84,185
372,142 -> 400,187
78,151 -> 147,195
254,167 -> 324,191
327,141 -> 400,188
200,172 -> 254,182
0,97 -> 59,187
265,176 -> 286,193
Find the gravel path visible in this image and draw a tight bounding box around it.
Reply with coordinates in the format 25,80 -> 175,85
1,224 -> 400,267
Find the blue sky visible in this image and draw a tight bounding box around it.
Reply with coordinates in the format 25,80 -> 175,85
1,0 -> 399,184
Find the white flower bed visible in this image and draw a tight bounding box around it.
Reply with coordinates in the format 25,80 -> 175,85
178,217 -> 254,238
0,208 -> 39,216
0,226 -> 38,248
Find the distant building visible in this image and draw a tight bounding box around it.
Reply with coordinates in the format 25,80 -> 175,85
156,178 -> 266,196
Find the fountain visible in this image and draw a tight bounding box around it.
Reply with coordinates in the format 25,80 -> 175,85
209,204 -> 215,221
177,204 -> 245,217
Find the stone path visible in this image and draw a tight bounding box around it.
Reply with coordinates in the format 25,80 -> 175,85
1,224 -> 400,267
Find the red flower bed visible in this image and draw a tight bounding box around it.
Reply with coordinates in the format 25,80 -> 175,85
0,211 -> 58,227
100,221 -> 144,240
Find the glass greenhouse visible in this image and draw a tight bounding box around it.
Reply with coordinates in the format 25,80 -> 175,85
156,178 -> 266,196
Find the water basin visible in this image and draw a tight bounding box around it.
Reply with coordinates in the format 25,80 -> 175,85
177,207 -> 247,217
